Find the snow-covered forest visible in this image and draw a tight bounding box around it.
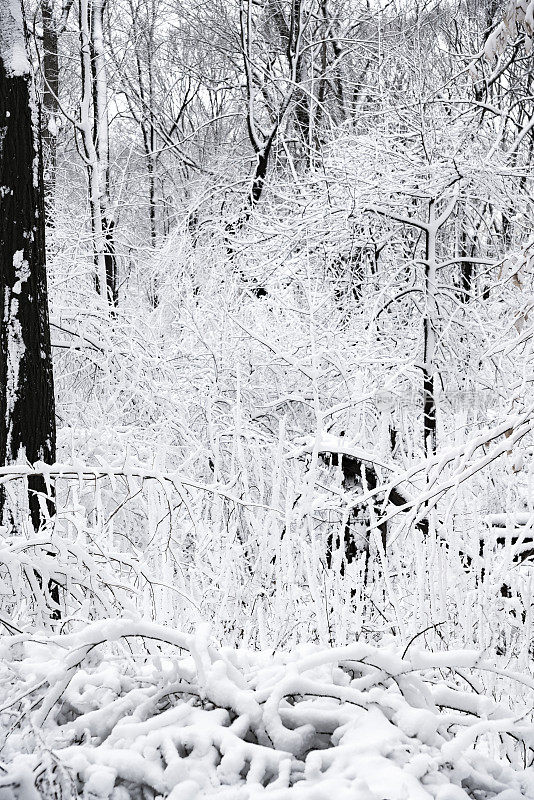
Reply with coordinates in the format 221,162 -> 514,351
1,0 -> 534,795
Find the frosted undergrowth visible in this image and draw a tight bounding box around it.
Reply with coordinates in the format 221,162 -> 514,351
0,620 -> 533,799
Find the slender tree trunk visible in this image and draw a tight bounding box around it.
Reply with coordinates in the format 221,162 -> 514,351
91,0 -> 117,308
143,45 -> 158,305
41,0 -> 59,196
420,201 -> 439,538
79,0 -> 107,300
146,145 -> 158,307
459,227 -> 473,303
147,57 -> 157,251
293,55 -> 311,160
423,200 -> 437,459
78,0 -> 117,307
0,0 -> 56,528
128,0 -> 157,257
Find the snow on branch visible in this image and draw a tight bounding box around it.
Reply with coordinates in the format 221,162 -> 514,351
0,461 -> 279,514
289,402 -> 534,526
484,0 -> 534,58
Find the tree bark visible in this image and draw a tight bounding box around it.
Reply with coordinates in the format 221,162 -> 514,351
0,0 -> 56,529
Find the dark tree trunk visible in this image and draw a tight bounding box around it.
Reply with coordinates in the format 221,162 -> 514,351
224,141 -> 273,296
458,208 -> 484,304
0,36 -> 56,530
104,216 -> 118,308
422,368 -> 436,457
148,153 -> 157,249
420,214 -> 437,538
93,213 -> 118,310
143,106 -> 158,306
459,228 -> 474,303
250,142 -> 273,209
293,59 -> 311,160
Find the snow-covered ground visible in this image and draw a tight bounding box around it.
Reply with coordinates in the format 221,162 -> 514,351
0,619 -> 532,799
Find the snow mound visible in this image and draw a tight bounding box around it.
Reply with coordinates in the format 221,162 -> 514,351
0,620 -> 532,799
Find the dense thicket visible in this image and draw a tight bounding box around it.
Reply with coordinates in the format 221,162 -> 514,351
13,0 -> 530,643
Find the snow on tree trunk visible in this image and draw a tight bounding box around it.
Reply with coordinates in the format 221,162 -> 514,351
423,200 -> 438,460
0,0 -> 56,529
78,0 -> 108,303
91,0 -> 117,308
41,0 -> 59,195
